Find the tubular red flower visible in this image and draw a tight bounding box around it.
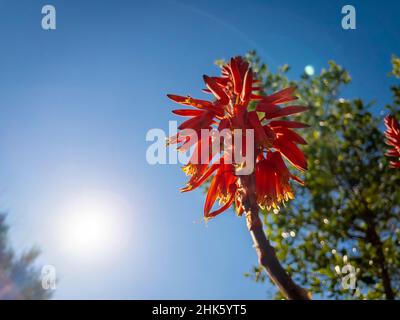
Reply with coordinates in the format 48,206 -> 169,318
241,68 -> 253,103
384,115 -> 400,168
203,75 -> 230,105
167,56 -> 308,219
229,57 -> 243,95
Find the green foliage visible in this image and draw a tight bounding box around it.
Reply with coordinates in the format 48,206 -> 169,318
389,55 -> 400,106
243,50 -> 400,299
390,55 -> 400,79
0,213 -> 51,300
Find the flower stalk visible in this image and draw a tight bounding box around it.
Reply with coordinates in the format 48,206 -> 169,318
240,173 -> 310,300
167,56 -> 311,299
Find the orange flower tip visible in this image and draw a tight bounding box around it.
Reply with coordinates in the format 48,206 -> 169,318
235,208 -> 243,216
165,137 -> 173,147
166,93 -> 180,102
291,176 -> 305,186
180,180 -> 194,191
181,165 -> 192,175
167,94 -> 193,105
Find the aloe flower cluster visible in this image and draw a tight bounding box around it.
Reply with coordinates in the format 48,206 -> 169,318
167,56 -> 308,219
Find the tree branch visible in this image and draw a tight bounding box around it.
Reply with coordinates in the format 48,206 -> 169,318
362,200 -> 395,300
367,225 -> 395,300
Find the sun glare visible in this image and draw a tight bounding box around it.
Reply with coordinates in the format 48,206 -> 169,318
59,191 -> 128,262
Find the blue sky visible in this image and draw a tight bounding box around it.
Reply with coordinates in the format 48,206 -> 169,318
0,0 -> 399,299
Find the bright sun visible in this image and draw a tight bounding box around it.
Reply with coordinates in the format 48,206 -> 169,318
60,191 -> 127,262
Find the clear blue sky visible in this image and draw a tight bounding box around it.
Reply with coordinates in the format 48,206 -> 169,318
0,0 -> 399,299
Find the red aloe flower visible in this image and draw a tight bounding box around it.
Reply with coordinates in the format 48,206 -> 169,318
167,56 -> 308,219
166,56 -> 311,300
384,115 -> 400,168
